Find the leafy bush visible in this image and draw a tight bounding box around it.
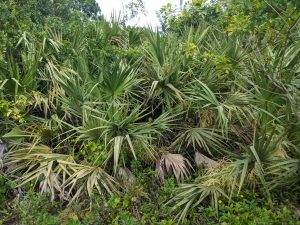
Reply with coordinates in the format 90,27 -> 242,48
199,194 -> 300,225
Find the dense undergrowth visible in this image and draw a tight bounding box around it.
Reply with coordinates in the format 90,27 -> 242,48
1,166 -> 300,224
1,0 -> 300,224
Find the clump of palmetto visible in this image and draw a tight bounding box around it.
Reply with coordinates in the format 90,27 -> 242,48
1,20 -> 299,222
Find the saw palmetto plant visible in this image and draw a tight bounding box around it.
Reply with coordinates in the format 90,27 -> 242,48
1,12 -> 300,223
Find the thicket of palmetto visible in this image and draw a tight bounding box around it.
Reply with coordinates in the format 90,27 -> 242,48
1,19 -> 300,222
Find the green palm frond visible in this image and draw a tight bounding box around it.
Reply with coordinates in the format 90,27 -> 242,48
173,127 -> 225,155
100,60 -> 141,101
167,161 -> 232,223
4,145 -> 118,203
63,163 -> 119,205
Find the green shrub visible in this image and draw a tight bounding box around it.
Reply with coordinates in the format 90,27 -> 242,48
197,192 -> 300,225
17,192 -> 62,225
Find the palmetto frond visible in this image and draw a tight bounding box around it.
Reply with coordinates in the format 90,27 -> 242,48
100,60 -> 141,101
4,145 -> 118,203
173,127 -> 225,155
143,31 -> 189,107
62,104 -> 177,173
63,163 -> 119,205
156,153 -> 192,183
167,161 -> 232,223
186,79 -> 229,131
